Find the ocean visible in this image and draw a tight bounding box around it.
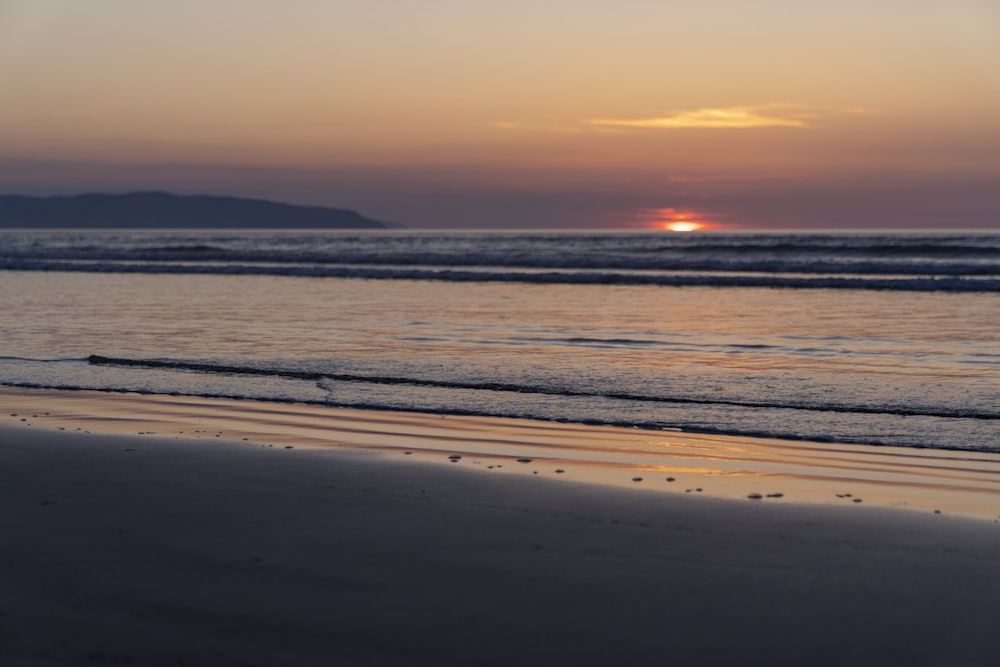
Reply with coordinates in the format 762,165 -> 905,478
1,230 -> 997,453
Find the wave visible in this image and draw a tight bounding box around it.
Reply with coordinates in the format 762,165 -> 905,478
2,260 -> 996,291
3,232 -> 999,279
3,378 -> 995,453
87,355 -> 1000,421
0,355 -> 83,363
640,241 -> 1000,258
2,252 -> 997,277
138,244 -> 224,253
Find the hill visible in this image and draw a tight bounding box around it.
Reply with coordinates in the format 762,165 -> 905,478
0,192 -> 392,229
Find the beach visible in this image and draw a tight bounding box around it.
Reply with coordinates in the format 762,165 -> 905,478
2,231 -> 998,664
3,388 -> 1000,666
6,0 -> 1000,658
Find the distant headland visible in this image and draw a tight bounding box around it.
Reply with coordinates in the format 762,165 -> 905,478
0,192 -> 395,229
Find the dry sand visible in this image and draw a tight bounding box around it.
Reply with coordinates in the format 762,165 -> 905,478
2,389 -> 1000,666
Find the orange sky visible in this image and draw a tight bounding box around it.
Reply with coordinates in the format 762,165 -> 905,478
2,1 -> 999,228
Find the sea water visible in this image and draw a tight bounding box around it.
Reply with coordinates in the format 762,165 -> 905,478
1,230 -> 997,452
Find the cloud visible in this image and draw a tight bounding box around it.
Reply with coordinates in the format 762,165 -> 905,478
494,105 -> 864,134
586,105 -> 817,130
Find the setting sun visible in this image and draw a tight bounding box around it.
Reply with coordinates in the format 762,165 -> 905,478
641,207 -> 711,231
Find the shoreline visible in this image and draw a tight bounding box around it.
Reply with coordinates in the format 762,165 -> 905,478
2,387 -> 1000,665
3,386 -> 999,521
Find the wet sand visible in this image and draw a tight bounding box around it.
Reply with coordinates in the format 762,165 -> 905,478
2,388 -> 1000,665
3,387 -> 1000,519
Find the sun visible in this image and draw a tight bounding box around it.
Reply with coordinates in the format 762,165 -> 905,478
640,207 -> 712,232
665,221 -> 702,232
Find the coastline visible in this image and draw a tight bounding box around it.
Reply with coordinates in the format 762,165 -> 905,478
3,386 -> 999,520
3,387 -> 1000,665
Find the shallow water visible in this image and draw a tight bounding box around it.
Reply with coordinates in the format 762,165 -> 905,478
1,231 -> 998,451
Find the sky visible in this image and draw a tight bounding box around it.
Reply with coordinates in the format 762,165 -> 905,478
1,0 -> 999,229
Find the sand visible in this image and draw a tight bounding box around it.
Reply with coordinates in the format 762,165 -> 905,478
2,389 -> 1000,666
4,388 -> 999,520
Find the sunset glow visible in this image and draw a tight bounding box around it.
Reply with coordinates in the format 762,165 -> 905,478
666,221 -> 703,232
0,1 -> 997,228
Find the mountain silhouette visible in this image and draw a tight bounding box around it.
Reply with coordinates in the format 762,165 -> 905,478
0,192 -> 393,229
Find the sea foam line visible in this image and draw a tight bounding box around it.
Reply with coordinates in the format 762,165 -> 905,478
86,355 -> 1000,420
2,379 -> 995,453
3,260 -> 998,291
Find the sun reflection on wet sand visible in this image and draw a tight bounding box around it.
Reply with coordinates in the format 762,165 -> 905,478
3,387 -> 999,520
